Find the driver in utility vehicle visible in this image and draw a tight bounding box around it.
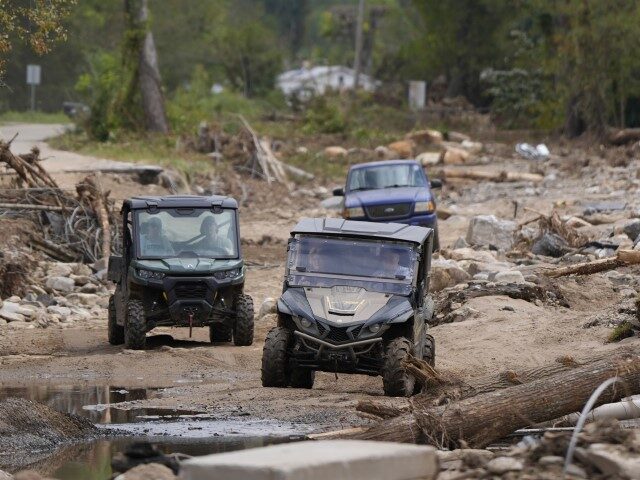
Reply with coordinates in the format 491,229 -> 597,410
375,249 -> 412,279
195,216 -> 233,254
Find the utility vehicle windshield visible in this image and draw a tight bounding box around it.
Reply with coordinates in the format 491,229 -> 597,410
288,235 -> 417,295
136,208 -> 237,259
347,163 -> 427,192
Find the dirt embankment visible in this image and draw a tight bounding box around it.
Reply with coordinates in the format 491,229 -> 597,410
0,398 -> 101,471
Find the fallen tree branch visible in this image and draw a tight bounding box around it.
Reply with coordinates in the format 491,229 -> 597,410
442,168 -> 543,183
545,249 -> 640,278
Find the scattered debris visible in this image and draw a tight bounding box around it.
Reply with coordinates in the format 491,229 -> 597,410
516,143 -> 550,160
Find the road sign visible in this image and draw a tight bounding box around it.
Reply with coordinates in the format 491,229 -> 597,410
26,65 -> 41,85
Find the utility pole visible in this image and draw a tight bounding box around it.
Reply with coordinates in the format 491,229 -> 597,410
353,0 -> 365,90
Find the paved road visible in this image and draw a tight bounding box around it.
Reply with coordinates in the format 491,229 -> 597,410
0,123 -> 161,176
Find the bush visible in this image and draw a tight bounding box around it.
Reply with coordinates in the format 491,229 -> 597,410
302,95 -> 348,134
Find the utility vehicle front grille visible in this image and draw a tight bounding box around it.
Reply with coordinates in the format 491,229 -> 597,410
366,203 -> 411,219
327,326 -> 351,343
174,282 -> 208,299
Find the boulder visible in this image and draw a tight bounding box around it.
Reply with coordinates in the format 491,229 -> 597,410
65,293 -> 102,307
531,233 -> 571,258
324,146 -> 348,158
451,237 -> 469,249
0,302 -> 37,321
388,140 -> 415,159
72,263 -> 93,277
486,457 -> 523,475
47,263 -> 73,278
70,275 -> 93,286
117,463 -> 177,480
494,271 -> 525,285
440,147 -> 471,165
466,215 -> 516,251
623,220 -> 640,242
586,443 -> 640,479
406,129 -> 443,145
460,140 -> 483,154
47,306 -> 72,317
430,259 -> 471,292
416,152 -> 440,167
0,469 -> 12,480
45,276 -> 75,293
447,131 -> 471,143
374,146 -> 396,160
258,298 -> 277,319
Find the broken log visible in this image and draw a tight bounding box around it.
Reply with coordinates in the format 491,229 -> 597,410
0,203 -> 65,211
545,249 -> 640,278
356,401 -> 409,420
608,128 -> 640,146
442,168 -> 543,183
76,176 -> 111,259
348,353 -> 640,447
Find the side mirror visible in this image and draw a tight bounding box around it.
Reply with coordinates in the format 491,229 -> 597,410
107,255 -> 123,283
333,187 -> 345,196
430,179 -> 443,189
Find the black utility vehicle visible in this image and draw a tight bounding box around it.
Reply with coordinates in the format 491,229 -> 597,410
261,218 -> 435,397
107,195 -> 254,350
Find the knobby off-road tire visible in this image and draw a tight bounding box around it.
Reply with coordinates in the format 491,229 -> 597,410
107,295 -> 124,345
209,324 -> 233,343
424,333 -> 435,367
261,327 -> 291,387
382,337 -> 415,397
124,299 -> 147,350
290,368 -> 315,389
233,293 -> 254,346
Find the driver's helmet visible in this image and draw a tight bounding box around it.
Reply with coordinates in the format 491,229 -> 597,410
200,216 -> 218,235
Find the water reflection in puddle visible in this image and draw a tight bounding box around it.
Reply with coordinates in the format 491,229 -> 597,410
0,385 -> 310,479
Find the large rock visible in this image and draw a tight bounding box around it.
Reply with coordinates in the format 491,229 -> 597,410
466,215 -> 516,251
47,263 -> 73,278
117,463 -> 177,480
486,457 -> 523,475
388,140 -> 415,159
440,147 -> 471,165
0,469 -> 12,480
586,443 -> 640,479
180,440 -> 438,480
623,220 -> 640,242
374,146 -> 395,160
258,298 -> 277,319
416,152 -> 441,167
430,259 -> 471,291
494,270 -> 525,284
0,302 -> 36,322
406,129 -> 443,145
324,146 -> 348,159
45,276 -> 75,293
531,233 -> 570,258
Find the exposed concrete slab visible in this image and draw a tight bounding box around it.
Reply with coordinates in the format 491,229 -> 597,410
179,439 -> 438,480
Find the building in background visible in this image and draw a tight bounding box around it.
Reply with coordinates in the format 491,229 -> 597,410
277,65 -> 379,101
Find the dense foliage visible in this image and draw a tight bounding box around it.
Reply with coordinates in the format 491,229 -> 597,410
2,0 -> 640,135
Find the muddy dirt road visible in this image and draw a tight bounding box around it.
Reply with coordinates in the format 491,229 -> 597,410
1,123 -> 640,474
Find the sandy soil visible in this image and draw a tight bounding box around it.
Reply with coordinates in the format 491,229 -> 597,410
1,123 -> 639,438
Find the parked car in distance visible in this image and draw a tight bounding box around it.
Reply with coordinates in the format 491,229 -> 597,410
333,160 -> 442,250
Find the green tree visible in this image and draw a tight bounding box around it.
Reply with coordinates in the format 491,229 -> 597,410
0,0 -> 76,78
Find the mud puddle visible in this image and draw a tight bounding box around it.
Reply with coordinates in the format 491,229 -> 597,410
0,385 -> 310,478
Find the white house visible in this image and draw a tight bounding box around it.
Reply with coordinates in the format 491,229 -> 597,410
277,65 -> 379,101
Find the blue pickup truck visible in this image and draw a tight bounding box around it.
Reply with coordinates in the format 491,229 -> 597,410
333,159 -> 441,250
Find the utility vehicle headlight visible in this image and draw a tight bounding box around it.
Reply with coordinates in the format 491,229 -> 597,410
343,206 -> 365,219
300,318 -> 312,328
414,201 -> 435,213
214,268 -> 242,280
138,269 -> 165,280
368,323 -> 381,334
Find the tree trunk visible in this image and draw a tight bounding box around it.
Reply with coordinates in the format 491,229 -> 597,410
348,353 -> 640,448
545,250 -> 640,278
136,0 -> 169,133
